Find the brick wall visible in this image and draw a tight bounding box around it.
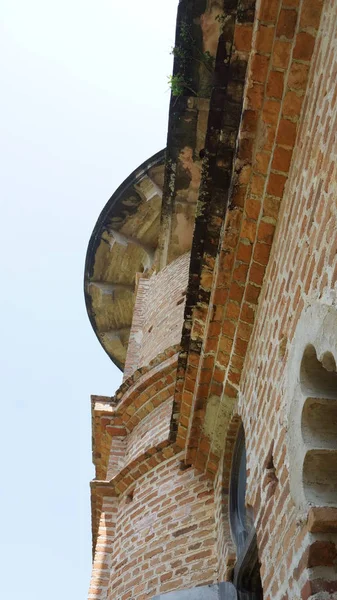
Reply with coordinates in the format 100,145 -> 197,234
89,497 -> 118,600
125,399 -> 173,466
124,253 -> 189,379
107,437 -> 126,480
107,455 -> 217,600
237,1 -> 337,598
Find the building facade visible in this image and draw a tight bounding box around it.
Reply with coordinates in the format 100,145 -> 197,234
84,0 -> 337,598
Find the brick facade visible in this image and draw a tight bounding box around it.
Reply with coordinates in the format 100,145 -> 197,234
108,457 -> 217,600
238,2 -> 337,597
86,0 -> 337,598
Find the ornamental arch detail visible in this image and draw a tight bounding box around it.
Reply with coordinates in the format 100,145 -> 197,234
287,302 -> 337,513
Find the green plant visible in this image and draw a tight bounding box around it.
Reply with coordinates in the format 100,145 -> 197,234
171,46 -> 188,60
201,50 -> 214,71
167,17 -> 215,98
176,18 -> 215,72
167,74 -> 196,97
179,18 -> 191,43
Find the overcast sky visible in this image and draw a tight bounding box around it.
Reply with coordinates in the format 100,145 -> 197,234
0,1 -> 176,597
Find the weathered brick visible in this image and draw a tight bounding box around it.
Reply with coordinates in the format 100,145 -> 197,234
267,71 -> 284,99
293,32 -> 316,61
272,146 -> 293,172
276,9 -> 297,39
256,25 -> 275,53
276,119 -> 297,146
272,40 -> 292,69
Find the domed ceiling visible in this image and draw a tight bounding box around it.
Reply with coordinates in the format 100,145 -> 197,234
84,150 -> 165,370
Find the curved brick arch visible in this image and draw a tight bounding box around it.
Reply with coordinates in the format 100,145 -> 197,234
216,412 -> 242,581
175,0 -> 325,484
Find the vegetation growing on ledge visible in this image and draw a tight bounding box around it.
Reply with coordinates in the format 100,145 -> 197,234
168,17 -> 216,98
167,74 -> 197,97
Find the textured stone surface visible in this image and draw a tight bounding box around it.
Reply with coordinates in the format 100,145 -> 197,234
152,582 -> 237,599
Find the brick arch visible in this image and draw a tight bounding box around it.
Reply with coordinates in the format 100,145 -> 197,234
176,0 -> 325,483
216,412 -> 242,581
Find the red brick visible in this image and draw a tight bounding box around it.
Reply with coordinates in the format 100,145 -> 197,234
247,82 -> 264,110
257,0 -> 279,22
245,283 -> 261,304
255,152 -> 271,175
299,0 -> 323,30
258,219 -> 276,243
234,24 -> 253,52
272,40 -> 292,69
272,146 -> 292,172
254,242 -> 272,265
242,109 -> 259,133
250,262 -> 266,286
276,9 -> 297,39
267,172 -> 287,197
245,198 -> 262,220
288,62 -> 310,90
236,241 -> 253,262
251,53 -> 269,83
263,99 -> 281,126
293,32 -> 316,61
308,541 -> 337,567
256,25 -> 275,53
251,174 -> 265,196
276,119 -> 297,146
267,71 -> 284,99
282,90 -> 303,118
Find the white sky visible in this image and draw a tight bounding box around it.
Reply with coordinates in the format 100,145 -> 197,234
0,1 -> 177,597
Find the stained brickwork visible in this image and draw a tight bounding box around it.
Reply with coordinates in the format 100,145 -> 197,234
175,0 -> 326,482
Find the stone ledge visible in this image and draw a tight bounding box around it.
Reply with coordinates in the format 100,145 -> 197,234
307,507 -> 337,532
152,582 -> 237,600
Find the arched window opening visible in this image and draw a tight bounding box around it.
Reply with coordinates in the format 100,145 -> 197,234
300,345 -> 337,399
300,345 -> 337,506
230,426 -> 263,600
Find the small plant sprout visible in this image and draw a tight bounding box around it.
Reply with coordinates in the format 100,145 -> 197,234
167,74 -> 197,97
